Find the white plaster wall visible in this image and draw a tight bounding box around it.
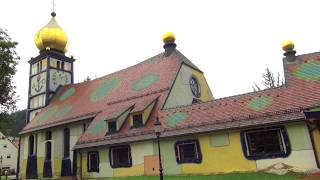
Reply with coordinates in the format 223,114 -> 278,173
131,141 -> 154,165
0,134 -> 18,170
256,150 -> 318,170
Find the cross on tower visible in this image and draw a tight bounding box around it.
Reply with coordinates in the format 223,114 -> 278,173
52,0 -> 55,12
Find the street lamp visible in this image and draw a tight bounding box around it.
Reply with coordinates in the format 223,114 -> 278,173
154,117 -> 164,180
0,155 -> 3,177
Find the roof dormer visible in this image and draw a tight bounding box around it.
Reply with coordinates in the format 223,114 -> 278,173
130,98 -> 158,128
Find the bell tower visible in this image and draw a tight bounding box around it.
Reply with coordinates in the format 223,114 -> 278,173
27,12 -> 74,123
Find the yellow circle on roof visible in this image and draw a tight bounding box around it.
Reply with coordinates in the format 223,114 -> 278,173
282,40 -> 294,51
162,32 -> 176,43
34,13 -> 68,53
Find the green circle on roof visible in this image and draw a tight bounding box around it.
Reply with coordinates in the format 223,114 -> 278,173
35,106 -> 57,123
60,87 -> 76,102
91,77 -> 120,102
132,74 -> 160,91
167,112 -> 188,127
247,96 -> 273,111
295,60 -> 320,81
55,105 -> 73,119
89,120 -> 107,135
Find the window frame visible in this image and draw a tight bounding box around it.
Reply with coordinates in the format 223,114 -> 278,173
109,145 -> 132,168
132,114 -> 143,128
174,139 -> 202,164
240,126 -> 291,160
87,151 -> 99,172
63,128 -> 70,158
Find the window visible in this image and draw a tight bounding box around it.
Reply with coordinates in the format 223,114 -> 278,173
132,114 -> 143,128
108,121 -> 117,133
241,126 -> 291,160
87,151 -> 99,172
63,128 -> 70,158
45,131 -> 52,161
3,144 -> 7,148
109,145 -> 132,168
7,154 -> 11,159
189,76 -> 201,98
29,135 -> 35,155
175,140 -> 202,164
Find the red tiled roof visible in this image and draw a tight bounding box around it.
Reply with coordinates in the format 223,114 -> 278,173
21,51 -> 186,134
74,52 -> 320,149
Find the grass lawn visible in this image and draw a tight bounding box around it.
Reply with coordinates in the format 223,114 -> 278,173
86,172 -> 305,180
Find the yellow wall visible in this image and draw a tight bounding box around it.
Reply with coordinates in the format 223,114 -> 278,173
191,69 -> 214,102
182,132 -> 256,174
312,129 -> 320,166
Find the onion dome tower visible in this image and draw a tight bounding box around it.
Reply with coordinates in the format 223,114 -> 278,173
27,12 -> 75,123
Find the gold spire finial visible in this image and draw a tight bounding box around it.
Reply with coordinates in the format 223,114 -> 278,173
162,32 -> 176,43
282,40 -> 295,51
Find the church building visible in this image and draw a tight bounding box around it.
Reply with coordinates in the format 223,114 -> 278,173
18,12 -> 320,179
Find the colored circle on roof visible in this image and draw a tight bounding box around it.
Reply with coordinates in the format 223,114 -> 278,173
90,77 -> 121,102
132,74 -> 160,91
55,105 -> 73,119
247,96 -> 273,111
35,106 -> 57,123
60,87 -> 76,102
167,112 -> 188,127
89,119 -> 107,135
295,60 -> 320,81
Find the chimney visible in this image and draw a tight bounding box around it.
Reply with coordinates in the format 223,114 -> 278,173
163,32 -> 176,57
282,40 -> 296,62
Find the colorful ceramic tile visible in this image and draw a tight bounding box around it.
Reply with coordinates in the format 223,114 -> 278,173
59,87 -> 76,101
167,112 -> 188,127
132,74 -> 160,91
247,96 -> 273,111
295,60 -> 320,81
90,77 -> 121,102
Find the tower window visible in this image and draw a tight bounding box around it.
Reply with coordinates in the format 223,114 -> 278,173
241,126 -> 291,160
87,151 -> 99,172
132,114 -> 143,128
61,61 -> 65,70
63,128 -> 70,158
110,145 -> 132,168
175,140 -> 202,164
7,154 -> 11,159
108,121 -> 117,134
3,144 -> 7,148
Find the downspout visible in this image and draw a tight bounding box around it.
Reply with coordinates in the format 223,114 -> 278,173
307,123 -> 320,168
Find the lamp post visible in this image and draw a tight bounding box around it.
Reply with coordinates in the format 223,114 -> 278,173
0,155 -> 3,178
154,117 -> 164,180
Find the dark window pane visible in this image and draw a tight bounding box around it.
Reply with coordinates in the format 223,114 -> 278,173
180,143 -> 197,160
64,128 -> 70,157
88,152 -> 99,172
108,121 -> 117,133
133,114 -> 143,128
46,131 -> 52,140
29,135 -> 34,155
45,142 -> 52,160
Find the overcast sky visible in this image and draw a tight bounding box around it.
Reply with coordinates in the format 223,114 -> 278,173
2,0 -> 320,110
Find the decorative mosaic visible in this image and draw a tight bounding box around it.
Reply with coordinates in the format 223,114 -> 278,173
295,60 -> 320,81
89,119 -> 107,135
247,96 -> 273,111
132,74 -> 160,91
34,106 -> 57,123
59,87 -> 76,101
55,105 -> 73,119
91,77 -> 121,102
167,112 -> 188,127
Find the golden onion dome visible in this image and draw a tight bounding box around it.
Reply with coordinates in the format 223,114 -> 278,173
34,12 -> 68,53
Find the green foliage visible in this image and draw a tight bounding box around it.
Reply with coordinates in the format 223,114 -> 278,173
0,28 -> 19,113
0,28 -> 20,132
84,172 -> 304,180
0,109 -> 26,136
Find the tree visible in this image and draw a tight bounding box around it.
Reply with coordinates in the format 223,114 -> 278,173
253,68 -> 283,92
0,28 -> 20,132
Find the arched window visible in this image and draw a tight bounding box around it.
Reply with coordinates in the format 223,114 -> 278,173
29,135 -> 35,156
64,128 -> 70,158
45,131 -> 52,161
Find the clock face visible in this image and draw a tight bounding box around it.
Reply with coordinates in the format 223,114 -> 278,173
189,76 -> 201,98
50,69 -> 71,91
31,73 -> 47,96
